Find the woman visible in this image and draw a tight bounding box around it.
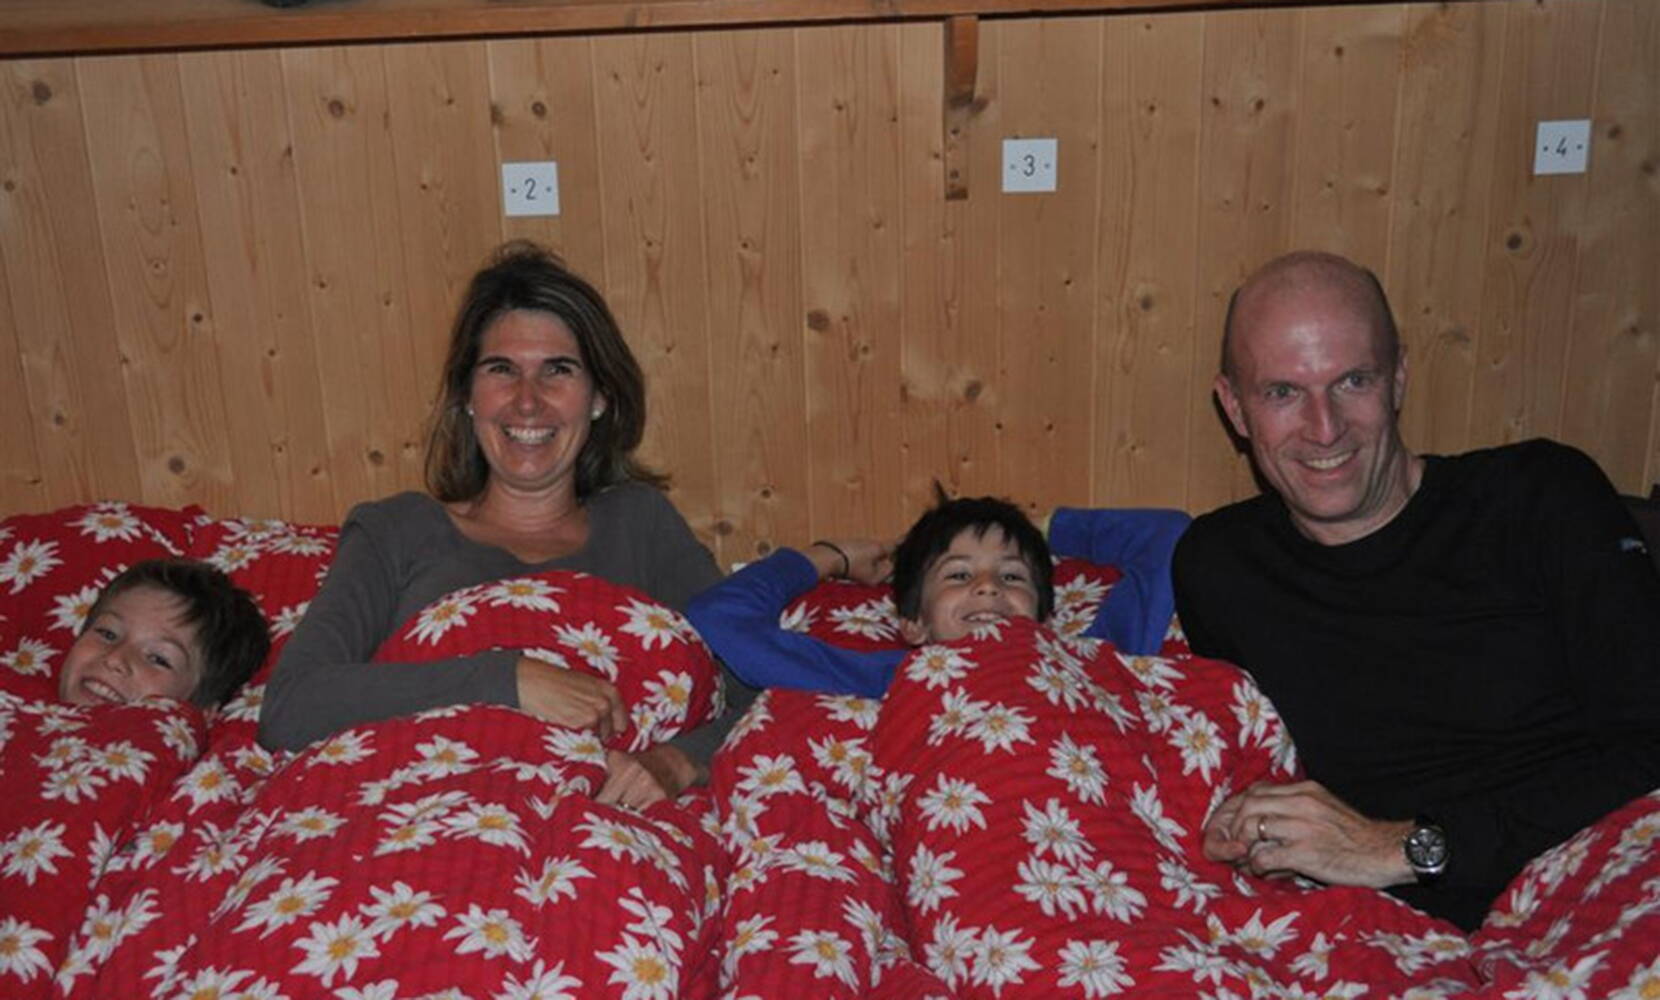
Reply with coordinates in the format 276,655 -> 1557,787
258,241 -> 754,806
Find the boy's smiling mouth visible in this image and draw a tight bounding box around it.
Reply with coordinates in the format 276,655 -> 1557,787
79,677 -> 130,705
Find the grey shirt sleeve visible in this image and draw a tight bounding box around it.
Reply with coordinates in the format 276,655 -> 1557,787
258,496 -> 521,751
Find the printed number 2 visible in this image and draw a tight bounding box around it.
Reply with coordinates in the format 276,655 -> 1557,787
522,179 -> 540,200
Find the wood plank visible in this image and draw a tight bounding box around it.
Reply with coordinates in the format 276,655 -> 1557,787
487,37 -> 604,269
0,57 -> 142,508
694,27 -> 809,563
382,40 -> 503,410
1385,0 -> 1506,456
1092,11 -> 1205,508
1562,0 -> 1657,493
795,23 -> 905,537
0,0 -> 1395,59
590,32 -> 724,558
282,45 -> 426,509
78,52 -> 237,511
1289,4 -> 1402,263
990,16 -> 1101,516
896,19 -> 1001,516
1466,0 -> 1599,453
0,249 -> 46,509
1185,6 -> 1303,514
176,48 -> 337,522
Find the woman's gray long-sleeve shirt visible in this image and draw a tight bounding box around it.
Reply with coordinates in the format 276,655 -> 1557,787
257,483 -> 756,767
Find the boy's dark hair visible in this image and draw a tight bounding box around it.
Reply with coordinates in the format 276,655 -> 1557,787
86,558 -> 271,708
891,489 -> 1055,623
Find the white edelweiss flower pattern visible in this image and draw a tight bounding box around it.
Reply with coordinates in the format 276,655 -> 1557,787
829,598 -> 898,641
2,637 -> 54,677
1,538 -> 62,594
7,544 -> 1654,1000
49,583 -> 102,633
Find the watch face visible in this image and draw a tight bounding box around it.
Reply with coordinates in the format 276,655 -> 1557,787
1406,824 -> 1449,873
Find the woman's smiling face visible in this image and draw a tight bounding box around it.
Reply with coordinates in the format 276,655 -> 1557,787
468,309 -> 604,498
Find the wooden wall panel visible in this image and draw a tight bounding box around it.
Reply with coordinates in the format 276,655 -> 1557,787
694,29 -> 809,563
1289,6 -> 1402,263
1093,12 -> 1204,508
79,54 -> 237,512
991,18 -> 1101,516
283,46 -> 427,509
1386,2 -> 1505,455
487,37 -> 602,267
590,33 -> 722,550
176,49 -> 337,523
1467,0 -> 1597,453
2,0 -> 1658,547
0,59 -> 142,507
797,24 -> 907,537
382,42 -> 503,405
1564,0 -> 1658,491
897,20 -> 1004,514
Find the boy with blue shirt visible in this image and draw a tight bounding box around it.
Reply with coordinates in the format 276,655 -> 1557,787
686,495 -> 1188,697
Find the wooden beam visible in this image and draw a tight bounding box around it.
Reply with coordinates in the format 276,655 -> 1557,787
943,13 -> 978,200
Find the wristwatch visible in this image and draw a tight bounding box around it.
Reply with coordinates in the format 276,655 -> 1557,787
1403,817 -> 1449,883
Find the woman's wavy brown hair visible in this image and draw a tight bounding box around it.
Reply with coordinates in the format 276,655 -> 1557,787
424,241 -> 664,502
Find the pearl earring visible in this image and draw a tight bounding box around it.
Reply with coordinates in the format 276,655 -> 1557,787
465,405 -> 475,418
591,408 -> 603,421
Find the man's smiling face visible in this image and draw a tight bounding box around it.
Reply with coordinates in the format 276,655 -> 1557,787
1216,274 -> 1414,546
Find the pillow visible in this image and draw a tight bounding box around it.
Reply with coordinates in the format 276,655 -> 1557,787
779,556 -> 1123,653
0,503 -> 201,702
184,515 -> 339,753
372,570 -> 722,752
0,692 -> 205,995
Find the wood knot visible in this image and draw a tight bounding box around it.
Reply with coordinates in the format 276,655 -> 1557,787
805,309 -> 831,331
963,380 -> 982,402
327,98 -> 346,118
30,81 -> 51,105
167,456 -> 187,475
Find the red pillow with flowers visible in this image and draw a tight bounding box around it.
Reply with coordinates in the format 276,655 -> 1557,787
0,503 -> 202,703
372,570 -> 722,752
778,556 -> 1122,653
184,515 -> 338,752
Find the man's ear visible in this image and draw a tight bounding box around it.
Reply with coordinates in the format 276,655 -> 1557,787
899,617 -> 930,646
1391,347 -> 1408,412
1214,373 -> 1250,440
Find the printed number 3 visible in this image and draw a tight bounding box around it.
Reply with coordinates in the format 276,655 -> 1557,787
1022,154 -> 1037,177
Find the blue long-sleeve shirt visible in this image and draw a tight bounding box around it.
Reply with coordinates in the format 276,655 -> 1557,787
686,508 -> 1190,697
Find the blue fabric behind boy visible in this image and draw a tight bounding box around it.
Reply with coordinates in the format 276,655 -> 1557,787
685,508 -> 1190,698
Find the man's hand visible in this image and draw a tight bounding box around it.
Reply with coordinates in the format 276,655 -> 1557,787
515,656 -> 627,741
597,745 -> 704,808
1202,780 -> 1416,889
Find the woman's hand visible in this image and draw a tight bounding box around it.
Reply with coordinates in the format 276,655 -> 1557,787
807,538 -> 894,584
598,745 -> 704,808
515,655 -> 627,740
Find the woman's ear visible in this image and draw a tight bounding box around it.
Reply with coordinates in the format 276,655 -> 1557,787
899,617 -> 930,646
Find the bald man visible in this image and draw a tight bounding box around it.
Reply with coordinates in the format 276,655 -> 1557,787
1172,251 -> 1660,931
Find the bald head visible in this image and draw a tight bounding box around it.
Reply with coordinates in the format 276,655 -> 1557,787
1221,251 -> 1399,382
